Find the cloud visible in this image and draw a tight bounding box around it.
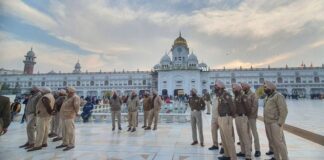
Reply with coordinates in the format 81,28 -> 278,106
215,51 -> 295,68
0,1 -> 57,31
0,0 -> 324,73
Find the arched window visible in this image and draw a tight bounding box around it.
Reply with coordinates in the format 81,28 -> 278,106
277,77 -> 283,83
259,78 -> 264,84
296,77 -> 301,83
90,81 -> 94,86
76,81 -> 81,86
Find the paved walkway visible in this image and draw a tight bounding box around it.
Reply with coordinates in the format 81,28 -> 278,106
1,112 -> 324,160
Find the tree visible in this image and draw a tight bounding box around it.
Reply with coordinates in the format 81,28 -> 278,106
0,82 -> 10,91
255,86 -> 265,99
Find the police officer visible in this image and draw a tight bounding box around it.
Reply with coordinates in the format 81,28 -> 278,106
189,88 -> 205,147
127,91 -> 140,132
241,82 -> 261,157
19,86 -> 42,149
263,81 -> 288,160
203,91 -> 211,114
208,93 -> 220,150
232,83 -> 252,160
28,87 -> 55,152
142,92 -> 152,129
146,90 -> 162,130
109,91 -> 123,131
215,81 -> 237,160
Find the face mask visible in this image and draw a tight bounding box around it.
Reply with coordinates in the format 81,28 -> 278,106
264,89 -> 272,95
215,87 -> 222,96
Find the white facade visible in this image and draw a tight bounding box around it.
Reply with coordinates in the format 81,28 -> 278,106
1,34 -> 324,98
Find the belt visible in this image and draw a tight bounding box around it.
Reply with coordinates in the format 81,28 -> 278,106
192,109 -> 200,112
219,113 -> 230,117
237,114 -> 246,117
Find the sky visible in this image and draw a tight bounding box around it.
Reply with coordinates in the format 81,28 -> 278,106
0,0 -> 323,73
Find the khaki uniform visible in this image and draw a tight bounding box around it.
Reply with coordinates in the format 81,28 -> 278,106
264,91 -> 288,160
35,93 -> 55,147
234,92 -> 252,159
203,92 -> 211,114
25,92 -> 42,144
189,95 -> 205,143
218,91 -> 237,159
54,96 -> 66,137
148,95 -> 162,129
61,95 -> 80,147
127,96 -> 140,129
143,96 -> 152,127
211,96 -> 219,146
109,97 -> 122,128
245,90 -> 261,152
0,96 -> 11,134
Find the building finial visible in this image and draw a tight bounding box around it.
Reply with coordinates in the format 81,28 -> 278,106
31,47 -> 33,51
179,31 -> 182,37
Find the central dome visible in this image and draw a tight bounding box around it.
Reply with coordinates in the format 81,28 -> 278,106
173,32 -> 188,47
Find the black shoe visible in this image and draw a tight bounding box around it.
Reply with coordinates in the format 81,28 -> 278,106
206,113 -> 211,115
219,148 -> 224,154
131,128 -> 136,132
63,146 -> 75,151
245,159 -> 252,160
218,156 -> 230,160
127,127 -> 131,132
53,137 -> 63,142
208,145 -> 219,150
191,141 -> 198,145
267,158 -> 276,160
200,143 -> 204,147
153,127 -> 157,130
56,144 -> 67,149
27,146 -> 42,152
48,133 -> 57,138
266,151 -> 274,155
237,142 -> 240,145
118,127 -> 122,130
236,152 -> 245,157
24,144 -> 34,149
254,151 -> 261,157
112,127 -> 115,131
142,126 -> 146,128
144,127 -> 151,130
41,143 -> 47,148
19,142 -> 29,148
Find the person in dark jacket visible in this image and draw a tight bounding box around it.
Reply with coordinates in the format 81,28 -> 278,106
81,97 -> 94,123
0,95 -> 11,136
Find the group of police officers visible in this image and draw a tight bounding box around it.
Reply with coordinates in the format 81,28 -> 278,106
17,86 -> 80,152
0,79 -> 288,160
188,80 -> 288,160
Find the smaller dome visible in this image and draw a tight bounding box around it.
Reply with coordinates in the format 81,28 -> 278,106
26,48 -> 35,57
75,61 -> 81,69
154,64 -> 160,69
188,52 -> 198,62
160,54 -> 171,63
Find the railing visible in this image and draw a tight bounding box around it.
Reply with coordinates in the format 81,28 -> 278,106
77,101 -> 190,123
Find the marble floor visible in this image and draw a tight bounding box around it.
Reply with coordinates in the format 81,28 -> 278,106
1,112 -> 324,160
